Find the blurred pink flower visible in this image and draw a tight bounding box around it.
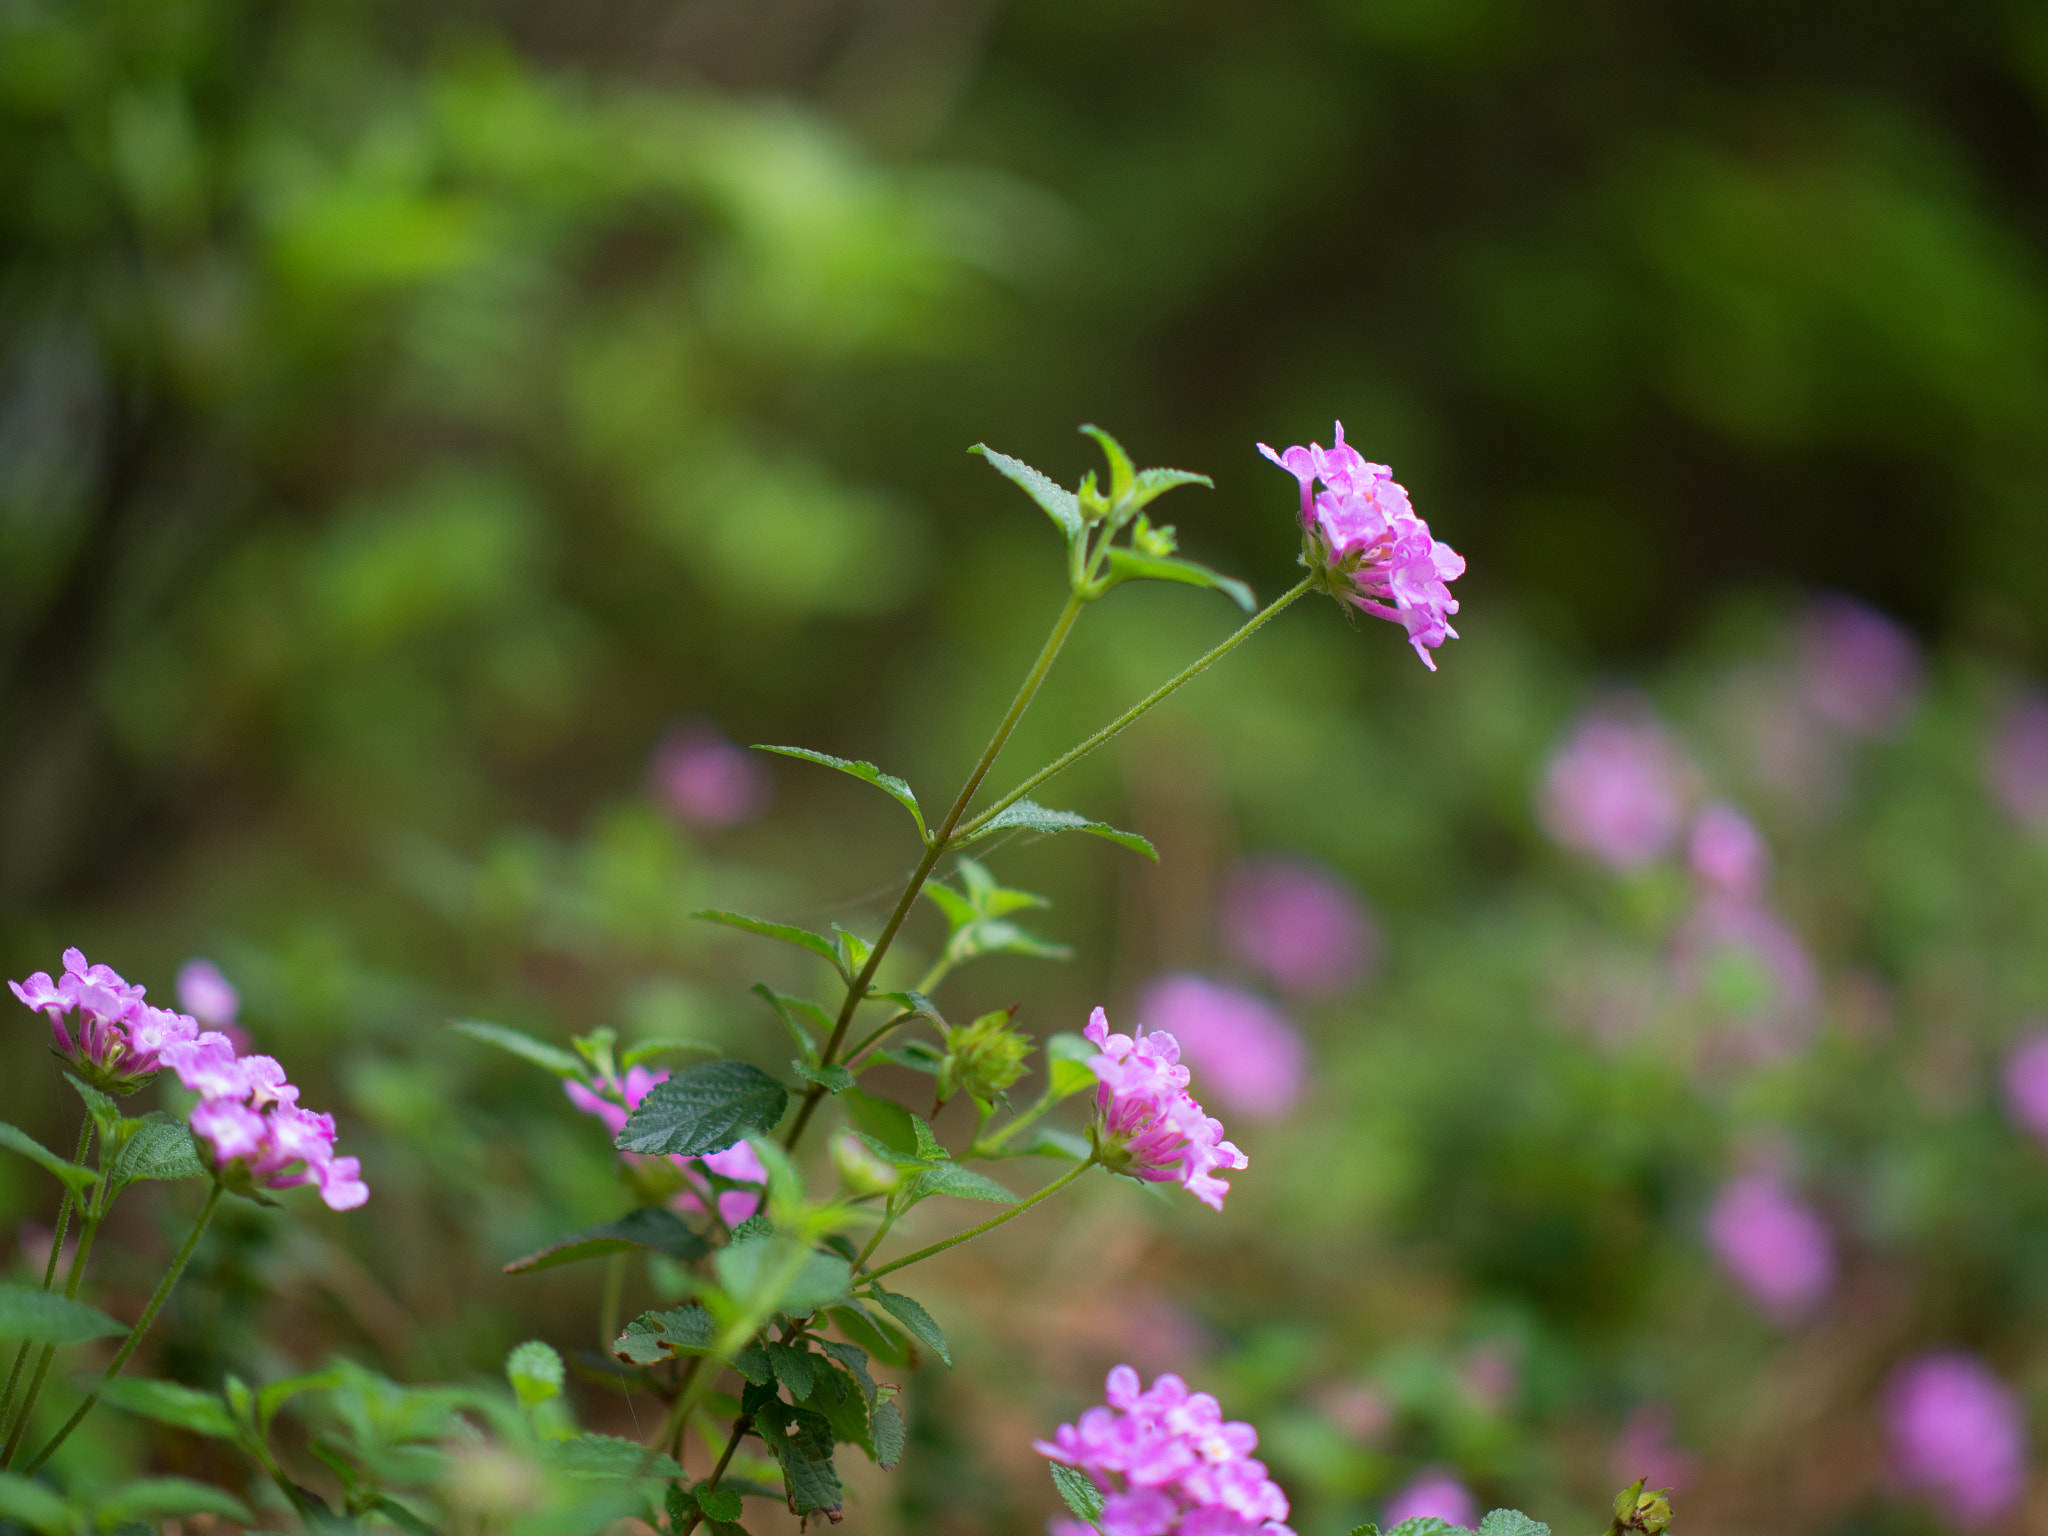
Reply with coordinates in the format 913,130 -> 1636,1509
1383,1470 -> 1477,1530
1085,1008 -> 1248,1211
1607,1404 -> 1699,1494
1798,595 -> 1921,737
1135,976 -> 1306,1120
1317,1384 -> 1391,1445
2001,1029 -> 2048,1147
564,1068 -> 764,1226
1672,897 -> 1818,1059
1705,1175 -> 1834,1320
1688,804 -> 1770,902
1220,858 -> 1378,997
1988,692 -> 2048,831
655,723 -> 768,828
1885,1352 -> 2027,1527
1540,714 -> 1691,869
1048,1521 -> 1097,1536
177,958 -> 252,1052
1459,1344 -> 1518,1415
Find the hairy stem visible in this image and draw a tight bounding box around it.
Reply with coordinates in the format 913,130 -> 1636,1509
861,1156 -> 1097,1284
782,591 -> 1088,1151
680,1413 -> 754,1535
955,576 -> 1314,841
24,1181 -> 224,1474
1,1189 -> 105,1468
0,1119 -> 92,1430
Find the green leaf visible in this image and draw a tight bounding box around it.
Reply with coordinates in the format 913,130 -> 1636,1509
453,1020 -> 585,1079
751,985 -> 829,1063
754,1402 -> 842,1515
94,1376 -> 237,1439
504,1208 -> 710,1274
756,746 -> 926,839
107,1115 -> 206,1189
617,1061 -> 790,1157
0,1122 -> 96,1194
923,881 -> 977,932
65,1073 -> 119,1134
716,1239 -> 851,1318
841,1090 -> 919,1159
827,1304 -> 911,1367
255,1366 -> 344,1434
817,1341 -> 875,1408
971,444 -> 1082,542
1050,1463 -> 1105,1525
0,1284 -> 124,1346
879,1041 -> 945,1075
541,1433 -> 685,1480
960,800 -> 1157,861
620,1037 -> 721,1069
612,1305 -> 717,1366
812,1360 -> 873,1459
695,1487 -> 744,1523
94,1478 -> 252,1525
372,1496 -> 440,1536
733,1344 -> 774,1386
792,1061 -> 856,1094
833,925 -> 873,977
1000,1125 -> 1092,1162
910,1116 -> 949,1163
1129,466 -> 1215,509
866,1284 -> 951,1366
909,1163 -> 1015,1204
0,1471 -> 70,1536
693,911 -> 845,975
1387,1520 -> 1465,1536
1079,425 -> 1136,503
948,918 -> 1072,964
1099,546 -> 1255,612
1045,1032 -> 1100,1101
870,1396 -> 906,1469
1347,1525 -> 1382,1536
1477,1512 -> 1550,1536
767,1341 -> 816,1401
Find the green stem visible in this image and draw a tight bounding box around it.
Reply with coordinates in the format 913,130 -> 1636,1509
0,1120 -> 92,1430
861,1156 -> 1097,1284
782,591 -> 1089,1152
853,1202 -> 903,1270
679,1412 -> 753,1536
1,1190 -> 104,1468
23,1181 -> 224,1474
955,576 -> 1314,842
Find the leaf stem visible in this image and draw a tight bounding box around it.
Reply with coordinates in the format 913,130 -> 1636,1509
783,591 -> 1088,1152
0,1119 -> 92,1430
23,1180 -> 224,1473
955,576 -> 1314,841
680,1412 -> 753,1536
860,1156 -> 1097,1283
1,1183 -> 105,1468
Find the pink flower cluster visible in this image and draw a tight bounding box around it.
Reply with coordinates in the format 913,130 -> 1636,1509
564,1066 -> 766,1225
1084,1008 -> 1247,1211
1035,1366 -> 1294,1536
1539,713 -> 1692,869
162,1032 -> 368,1211
1885,1352 -> 2028,1527
11,948 -> 208,1090
1220,858 -> 1378,998
1704,1174 -> 1834,1320
1258,424 -> 1464,670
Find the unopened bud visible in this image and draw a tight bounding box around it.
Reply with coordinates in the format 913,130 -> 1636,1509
1608,1478 -> 1674,1536
831,1131 -> 899,1196
936,1008 -> 1032,1108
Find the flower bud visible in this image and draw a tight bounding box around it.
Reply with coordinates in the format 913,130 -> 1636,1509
936,1008 -> 1032,1108
1607,1478 -> 1675,1536
831,1131 -> 899,1196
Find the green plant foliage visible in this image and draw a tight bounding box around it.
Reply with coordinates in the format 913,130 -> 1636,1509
1050,1462 -> 1105,1524
0,1122 -> 97,1193
865,1285 -> 952,1366
0,1284 -> 125,1346
756,746 -> 927,840
615,1061 -> 790,1156
956,800 -> 1158,860
502,1207 -> 710,1273
95,1376 -> 240,1439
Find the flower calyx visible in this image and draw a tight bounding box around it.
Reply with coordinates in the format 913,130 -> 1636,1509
1606,1478 -> 1676,1536
935,1006 -> 1032,1110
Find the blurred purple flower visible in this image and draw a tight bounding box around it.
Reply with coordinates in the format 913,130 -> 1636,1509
1459,1344 -> 1518,1415
654,723 -> 768,829
1688,804 -> 1770,902
176,959 -> 240,1030
1135,976 -> 1306,1120
1220,858 -> 1379,997
1799,595 -> 1921,737
1317,1384 -> 1391,1446
1048,1521 -> 1097,1536
1672,897 -> 1818,1059
1885,1352 -> 2027,1527
1988,691 -> 2048,832
1705,1175 -> 1834,1320
1608,1404 -> 1699,1494
1383,1470 -> 1478,1530
1539,713 -> 1691,870
2001,1029 -> 2048,1147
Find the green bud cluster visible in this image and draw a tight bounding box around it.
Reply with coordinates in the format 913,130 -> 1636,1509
1606,1478 -> 1675,1536
936,1007 -> 1033,1109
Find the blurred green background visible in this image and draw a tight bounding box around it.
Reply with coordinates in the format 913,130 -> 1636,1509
6,0 -> 2048,1531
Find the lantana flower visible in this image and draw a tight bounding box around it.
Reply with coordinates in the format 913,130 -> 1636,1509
163,1033 -> 369,1211
1083,1008 -> 1247,1211
564,1066 -> 765,1226
1035,1365 -> 1294,1536
10,948 -> 197,1093
1258,423 -> 1464,670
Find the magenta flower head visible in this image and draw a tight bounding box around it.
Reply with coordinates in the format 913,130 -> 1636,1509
1083,1008 -> 1248,1211
1704,1175 -> 1834,1321
1135,977 -> 1306,1120
1988,690 -> 2048,832
1035,1365 -> 1295,1536
1539,713 -> 1692,870
2000,1029 -> 2048,1148
1885,1352 -> 2028,1527
1257,424 -> 1464,670
1688,803 -> 1770,902
1220,858 -> 1378,997
9,948 -> 197,1093
1799,595 -> 1921,737
162,1034 -> 368,1210
1383,1470 -> 1479,1530
655,722 -> 769,829
564,1067 -> 765,1226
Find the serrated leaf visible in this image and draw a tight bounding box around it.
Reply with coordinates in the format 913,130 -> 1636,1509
817,1341 -> 875,1408
541,1433 -> 685,1479
909,1163 -> 1015,1204
0,1122 -> 97,1194
733,1344 -> 774,1386
841,1090 -> 920,1159
971,444 -> 1082,541
866,1284 -> 950,1366
792,1061 -> 855,1094
923,882 -> 978,932
1050,1463 -> 1105,1524
827,1303 -> 912,1367
756,746 -> 926,839
505,1208 -> 710,1274
612,1304 -> 718,1366
1129,466 -> 1215,509
453,1020 -> 585,1079
1387,1520 -> 1464,1536
1100,547 -> 1255,612
960,800 -> 1158,861
755,1402 -> 842,1515
0,1283 -> 123,1346
617,1061 -> 789,1157
95,1376 -> 237,1439
871,1396 -> 906,1469
751,985 -> 829,1063
1347,1525 -> 1382,1536
620,1037 -> 721,1069
813,1359 -> 873,1458
693,910 -> 846,975
109,1115 -> 207,1188
1477,1512 -> 1549,1536
1079,425 -> 1136,503
695,1487 -> 745,1523
768,1342 -> 816,1401
94,1478 -> 252,1524
911,1116 -> 949,1163
833,925 -> 874,977
65,1073 -> 119,1132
